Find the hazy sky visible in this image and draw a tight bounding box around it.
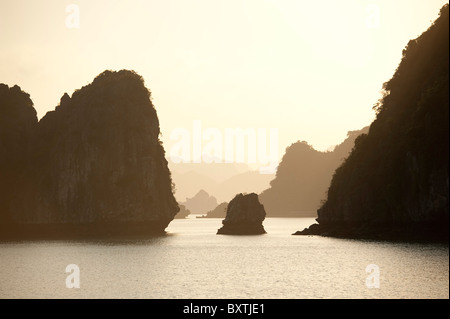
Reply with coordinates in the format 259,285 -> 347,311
1,0 -> 447,166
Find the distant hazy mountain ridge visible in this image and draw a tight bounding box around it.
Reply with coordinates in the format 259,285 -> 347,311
259,127 -> 369,217
169,161 -> 274,203
182,189 -> 218,214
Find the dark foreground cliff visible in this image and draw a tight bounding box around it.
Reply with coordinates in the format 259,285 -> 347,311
295,5 -> 449,242
0,70 -> 179,239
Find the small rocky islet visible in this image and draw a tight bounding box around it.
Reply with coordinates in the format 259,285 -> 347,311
217,193 -> 266,235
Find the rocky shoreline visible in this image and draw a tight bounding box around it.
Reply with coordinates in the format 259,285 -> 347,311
293,222 -> 449,243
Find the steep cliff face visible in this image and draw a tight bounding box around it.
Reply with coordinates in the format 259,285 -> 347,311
0,84 -> 38,224
297,5 -> 449,240
2,70 -> 179,237
259,127 -> 368,217
217,193 -> 266,235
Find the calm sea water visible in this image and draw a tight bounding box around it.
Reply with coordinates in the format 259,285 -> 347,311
0,217 -> 448,299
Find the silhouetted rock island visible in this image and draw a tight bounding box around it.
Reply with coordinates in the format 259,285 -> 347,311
0,70 -> 179,239
294,5 -> 449,242
217,193 -> 266,235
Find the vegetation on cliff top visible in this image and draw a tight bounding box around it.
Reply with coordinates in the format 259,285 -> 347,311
311,5 -> 449,239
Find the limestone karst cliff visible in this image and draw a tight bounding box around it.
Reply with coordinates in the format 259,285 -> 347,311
182,189 -> 218,214
296,5 -> 449,241
259,127 -> 368,217
0,70 -> 179,238
0,84 -> 38,225
217,193 -> 266,235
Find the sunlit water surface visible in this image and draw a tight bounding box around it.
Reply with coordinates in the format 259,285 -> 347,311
0,218 -> 448,298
